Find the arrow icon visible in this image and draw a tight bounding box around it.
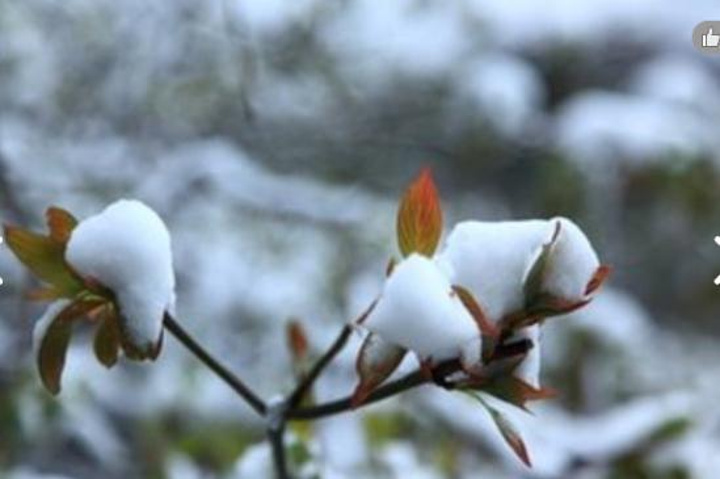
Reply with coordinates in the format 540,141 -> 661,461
715,236 -> 720,286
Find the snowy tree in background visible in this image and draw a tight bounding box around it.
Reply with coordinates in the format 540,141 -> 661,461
3,168 -> 609,477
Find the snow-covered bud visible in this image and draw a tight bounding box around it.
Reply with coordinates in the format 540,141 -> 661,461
362,254 -> 482,368
439,217 -> 609,330
4,200 -> 175,395
66,200 -> 175,359
438,219 -> 550,323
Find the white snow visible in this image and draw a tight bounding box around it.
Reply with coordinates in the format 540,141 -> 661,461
540,217 -> 600,301
629,55 -> 720,115
438,219 -> 550,322
439,217 -> 600,325
454,54 -> 545,138
232,442 -> 274,479
66,200 -> 175,356
32,299 -> 71,361
362,254 -> 481,365
320,0 -> 468,83
556,90 -> 715,168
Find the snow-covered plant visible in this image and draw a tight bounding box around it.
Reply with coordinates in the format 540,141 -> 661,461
350,168 -> 609,466
4,201 -> 174,394
3,169 -> 609,477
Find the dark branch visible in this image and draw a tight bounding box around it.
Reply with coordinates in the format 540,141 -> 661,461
163,313 -> 267,416
287,339 -> 531,422
268,423 -> 291,479
287,324 -> 353,408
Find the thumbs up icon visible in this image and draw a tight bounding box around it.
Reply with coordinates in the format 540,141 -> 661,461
702,28 -> 720,47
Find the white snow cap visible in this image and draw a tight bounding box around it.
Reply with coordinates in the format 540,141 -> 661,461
439,217 -> 600,323
32,299 -> 71,360
438,219 -> 549,322
540,217 -> 600,301
66,200 -> 175,355
363,254 -> 481,366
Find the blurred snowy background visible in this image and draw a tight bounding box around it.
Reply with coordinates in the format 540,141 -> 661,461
2,0 -> 720,478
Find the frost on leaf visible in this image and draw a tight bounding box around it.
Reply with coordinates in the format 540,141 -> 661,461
362,254 -> 481,366
396,168 -> 443,257
352,333 -> 406,407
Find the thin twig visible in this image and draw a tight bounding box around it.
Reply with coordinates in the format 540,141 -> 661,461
163,313 -> 267,416
268,423 -> 291,479
287,324 -> 353,408
287,339 -> 532,422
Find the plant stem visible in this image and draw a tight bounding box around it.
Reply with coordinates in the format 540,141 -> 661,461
288,366 -> 429,421
287,339 -> 532,421
163,313 -> 267,416
268,422 -> 291,479
287,324 -> 353,408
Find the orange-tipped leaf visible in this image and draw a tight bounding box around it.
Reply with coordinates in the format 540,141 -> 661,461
396,168 -> 443,257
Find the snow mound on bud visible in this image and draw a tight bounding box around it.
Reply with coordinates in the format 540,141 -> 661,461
32,299 -> 71,359
363,254 -> 481,365
66,200 -> 175,354
439,217 -> 600,322
438,220 -> 549,322
540,217 -> 600,301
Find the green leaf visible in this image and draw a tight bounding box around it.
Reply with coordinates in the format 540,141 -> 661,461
37,308 -> 74,395
93,307 -> 120,368
523,220 -> 561,305
3,225 -> 84,296
352,333 -> 406,407
396,168 -> 443,257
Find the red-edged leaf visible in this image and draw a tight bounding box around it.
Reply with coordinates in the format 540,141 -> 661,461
37,298 -> 102,395
396,167 -> 443,257
351,333 -> 406,407
527,294 -> 591,319
287,320 -> 309,361
482,375 -> 555,411
94,307 -> 120,368
3,224 -> 84,296
486,403 -> 532,467
45,207 -> 78,244
453,285 -> 499,339
585,264 -> 611,295
523,221 -> 561,303
464,392 -> 532,467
